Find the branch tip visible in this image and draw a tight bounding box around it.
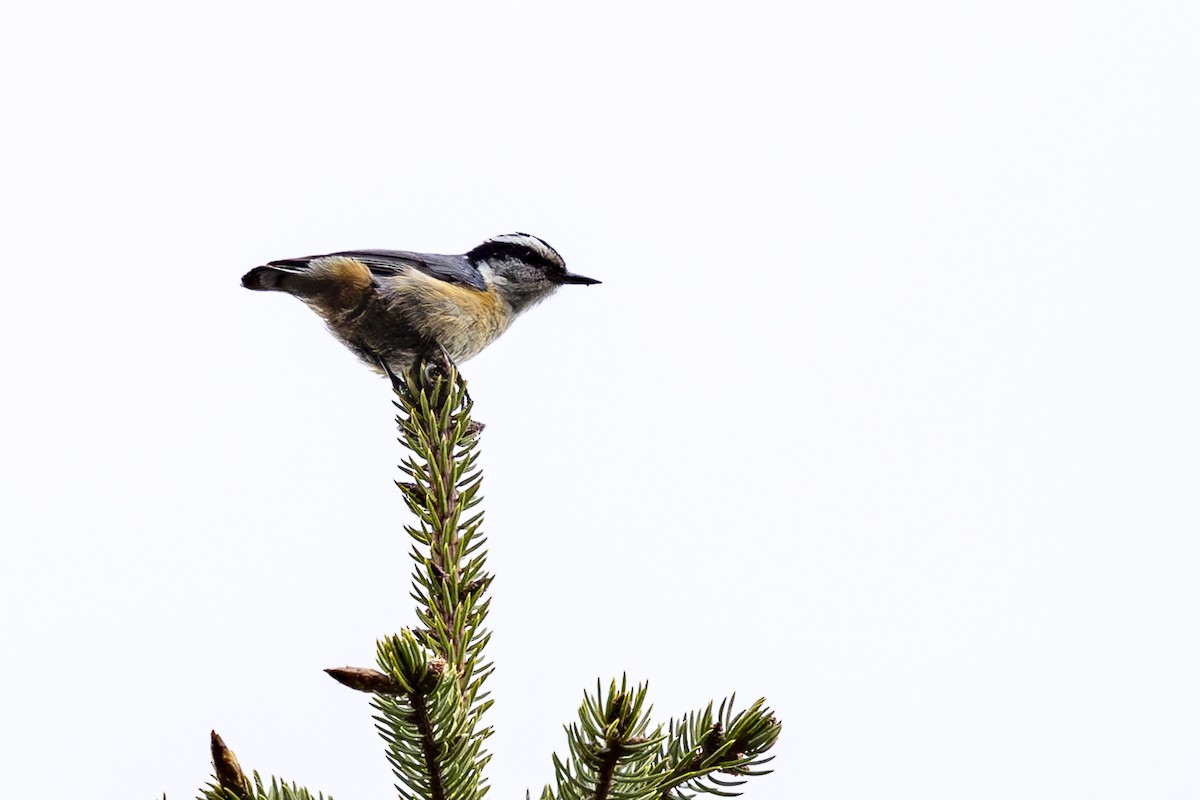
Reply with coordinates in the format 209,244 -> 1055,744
325,666 -> 403,694
209,730 -> 251,800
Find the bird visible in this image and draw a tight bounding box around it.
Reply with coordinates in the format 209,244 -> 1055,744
242,232 -> 599,374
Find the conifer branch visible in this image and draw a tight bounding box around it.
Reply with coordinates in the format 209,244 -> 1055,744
543,678 -> 664,800
201,733 -> 330,800
197,355 -> 781,800
654,697 -> 780,800
369,358 -> 493,800
373,631 -> 487,800
539,688 -> 781,800
386,359 -> 493,717
410,689 -> 447,800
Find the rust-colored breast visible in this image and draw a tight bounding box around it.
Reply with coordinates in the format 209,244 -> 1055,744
383,269 -> 511,361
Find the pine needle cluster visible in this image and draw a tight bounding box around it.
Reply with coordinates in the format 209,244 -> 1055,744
199,359 -> 780,800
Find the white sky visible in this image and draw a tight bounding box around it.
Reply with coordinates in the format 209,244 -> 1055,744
1,2 -> 1197,798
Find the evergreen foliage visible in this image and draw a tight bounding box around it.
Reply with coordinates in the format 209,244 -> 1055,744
199,359 -> 780,800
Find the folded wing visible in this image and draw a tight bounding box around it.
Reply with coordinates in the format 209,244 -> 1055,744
268,249 -> 488,292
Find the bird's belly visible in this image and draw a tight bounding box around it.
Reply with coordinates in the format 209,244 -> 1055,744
421,304 -> 508,362
354,275 -> 510,366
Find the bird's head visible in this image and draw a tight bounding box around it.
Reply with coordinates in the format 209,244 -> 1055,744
468,233 -> 599,312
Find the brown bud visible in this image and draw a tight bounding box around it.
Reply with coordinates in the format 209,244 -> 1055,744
210,730 -> 251,800
324,666 -> 402,695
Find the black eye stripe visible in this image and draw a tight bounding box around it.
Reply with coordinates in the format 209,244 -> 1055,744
467,240 -> 563,272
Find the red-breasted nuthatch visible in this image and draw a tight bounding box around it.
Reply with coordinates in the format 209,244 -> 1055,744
242,232 -> 599,373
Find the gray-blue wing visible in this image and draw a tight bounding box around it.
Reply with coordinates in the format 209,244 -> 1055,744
333,249 -> 488,291
266,249 -> 488,291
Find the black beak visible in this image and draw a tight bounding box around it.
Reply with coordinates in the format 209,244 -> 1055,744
558,271 -> 601,286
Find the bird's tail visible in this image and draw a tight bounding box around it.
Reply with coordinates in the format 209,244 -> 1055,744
242,256 -> 375,318
242,265 -> 296,291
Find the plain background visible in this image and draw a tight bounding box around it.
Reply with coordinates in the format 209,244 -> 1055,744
1,2 -> 1197,798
